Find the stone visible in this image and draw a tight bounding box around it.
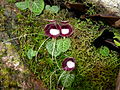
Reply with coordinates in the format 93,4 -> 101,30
88,0 -> 120,16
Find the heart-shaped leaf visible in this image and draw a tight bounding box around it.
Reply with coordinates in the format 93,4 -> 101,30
46,40 -> 61,57
29,0 -> 44,15
57,38 -> 71,52
60,72 -> 75,87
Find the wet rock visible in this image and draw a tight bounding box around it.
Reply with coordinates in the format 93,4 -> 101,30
89,0 -> 120,16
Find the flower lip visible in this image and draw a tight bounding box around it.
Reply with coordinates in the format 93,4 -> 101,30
44,23 -> 61,38
60,24 -> 73,37
62,57 -> 75,71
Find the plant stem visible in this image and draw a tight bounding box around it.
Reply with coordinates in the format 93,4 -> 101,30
55,56 -> 60,70
57,71 -> 66,87
62,86 -> 64,90
52,38 -> 56,60
50,69 -> 61,90
35,37 -> 50,61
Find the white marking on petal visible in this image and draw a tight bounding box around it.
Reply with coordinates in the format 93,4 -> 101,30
50,29 -> 60,35
61,29 -> 69,34
67,61 -> 75,68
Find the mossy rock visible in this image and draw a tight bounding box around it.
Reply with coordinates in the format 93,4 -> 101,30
0,2 -> 120,90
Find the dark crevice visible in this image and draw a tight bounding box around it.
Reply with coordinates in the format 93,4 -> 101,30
93,30 -> 120,53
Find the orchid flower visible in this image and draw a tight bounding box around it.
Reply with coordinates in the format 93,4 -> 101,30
60,21 -> 73,37
44,20 -> 61,38
62,57 -> 75,71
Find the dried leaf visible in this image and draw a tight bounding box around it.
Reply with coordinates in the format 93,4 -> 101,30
65,2 -> 88,13
84,14 -> 120,27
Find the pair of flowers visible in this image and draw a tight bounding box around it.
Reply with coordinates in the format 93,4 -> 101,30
44,20 -> 73,38
44,20 -> 75,71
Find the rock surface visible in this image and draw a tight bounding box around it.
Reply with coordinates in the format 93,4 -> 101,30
0,37 -> 47,90
89,0 -> 120,16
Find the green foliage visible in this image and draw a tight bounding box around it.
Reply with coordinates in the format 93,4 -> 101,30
15,2 -> 28,10
29,0 -> 44,15
45,5 -> 60,13
15,0 -> 44,15
113,33 -> 120,46
46,38 -> 71,57
99,46 -> 110,56
57,38 -> 71,52
46,40 -> 61,57
60,72 -> 75,87
114,40 -> 120,46
27,48 -> 37,59
114,33 -> 120,40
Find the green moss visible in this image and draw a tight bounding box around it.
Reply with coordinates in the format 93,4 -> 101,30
1,6 -> 120,90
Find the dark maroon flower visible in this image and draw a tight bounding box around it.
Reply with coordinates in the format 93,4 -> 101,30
44,20 -> 61,38
60,21 -> 73,37
62,57 -> 75,71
